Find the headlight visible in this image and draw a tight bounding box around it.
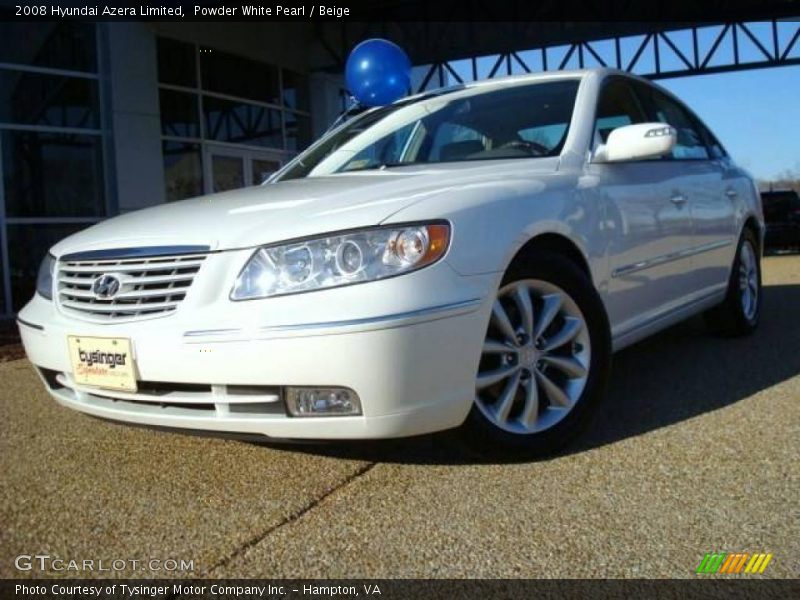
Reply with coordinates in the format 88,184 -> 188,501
231,222 -> 450,300
36,254 -> 56,300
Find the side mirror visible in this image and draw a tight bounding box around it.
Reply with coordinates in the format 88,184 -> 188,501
594,122 -> 677,163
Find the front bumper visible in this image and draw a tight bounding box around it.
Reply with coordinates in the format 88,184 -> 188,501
18,266 -> 494,439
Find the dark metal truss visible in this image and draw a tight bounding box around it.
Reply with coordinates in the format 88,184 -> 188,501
413,20 -> 800,92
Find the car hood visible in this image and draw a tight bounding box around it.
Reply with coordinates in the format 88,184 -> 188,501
51,159 -> 559,256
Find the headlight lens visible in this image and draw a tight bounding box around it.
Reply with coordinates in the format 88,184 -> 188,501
231,223 -> 450,300
36,254 -> 56,300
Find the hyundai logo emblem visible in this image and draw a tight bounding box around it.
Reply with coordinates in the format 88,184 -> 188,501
92,274 -> 121,299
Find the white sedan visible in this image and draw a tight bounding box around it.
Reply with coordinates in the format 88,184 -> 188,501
18,68 -> 763,456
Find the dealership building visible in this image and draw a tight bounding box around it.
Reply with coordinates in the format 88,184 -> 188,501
0,9 -> 796,319
0,20 -> 350,317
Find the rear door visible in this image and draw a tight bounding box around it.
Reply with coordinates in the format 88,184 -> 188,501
588,77 -> 696,338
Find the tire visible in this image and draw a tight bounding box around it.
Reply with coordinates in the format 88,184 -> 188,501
460,251 -> 611,458
704,228 -> 761,336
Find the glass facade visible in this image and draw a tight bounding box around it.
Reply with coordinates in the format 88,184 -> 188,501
0,22 -> 105,315
0,27 -> 315,318
157,37 -> 312,201
7,223 -> 87,311
162,141 -> 203,202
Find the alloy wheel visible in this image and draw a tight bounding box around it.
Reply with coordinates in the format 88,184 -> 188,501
476,279 -> 591,434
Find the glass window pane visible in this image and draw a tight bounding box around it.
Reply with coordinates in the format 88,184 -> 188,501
282,70 -> 310,111
252,159 -> 281,185
595,78 -> 647,143
200,48 -> 280,104
8,223 -> 88,311
157,37 -> 197,87
203,96 -> 283,148
636,86 -> 710,160
0,69 -> 99,129
0,226 -> 6,315
0,22 -> 96,72
650,95 -> 709,159
162,141 -> 203,201
211,155 -> 244,192
159,89 -> 200,138
284,112 -> 312,152
2,130 -> 105,218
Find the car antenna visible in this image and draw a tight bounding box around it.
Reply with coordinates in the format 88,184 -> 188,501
325,94 -> 364,133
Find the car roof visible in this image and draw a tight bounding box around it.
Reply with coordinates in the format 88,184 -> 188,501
402,67 -> 643,103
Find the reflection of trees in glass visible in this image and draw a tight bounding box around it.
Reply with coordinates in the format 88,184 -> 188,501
7,224 -> 86,310
162,142 -> 202,202
2,131 -> 104,217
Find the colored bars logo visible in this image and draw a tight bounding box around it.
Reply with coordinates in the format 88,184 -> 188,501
696,552 -> 773,574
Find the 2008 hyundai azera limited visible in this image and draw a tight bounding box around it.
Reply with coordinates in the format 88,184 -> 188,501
18,69 -> 763,455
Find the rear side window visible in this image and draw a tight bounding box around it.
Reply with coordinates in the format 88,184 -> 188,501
594,78 -> 648,144
635,85 -> 710,160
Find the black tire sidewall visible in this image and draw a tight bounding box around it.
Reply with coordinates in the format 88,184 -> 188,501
729,229 -> 762,333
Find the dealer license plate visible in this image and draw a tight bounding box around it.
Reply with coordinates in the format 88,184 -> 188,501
67,335 -> 137,392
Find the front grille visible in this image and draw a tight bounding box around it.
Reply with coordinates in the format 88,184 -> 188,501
56,251 -> 207,320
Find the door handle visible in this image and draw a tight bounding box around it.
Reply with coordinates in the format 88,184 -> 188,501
725,188 -> 738,198
670,194 -> 688,206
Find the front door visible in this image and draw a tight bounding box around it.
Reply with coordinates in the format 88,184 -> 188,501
631,81 -> 738,298
590,77 -> 696,339
204,146 -> 283,194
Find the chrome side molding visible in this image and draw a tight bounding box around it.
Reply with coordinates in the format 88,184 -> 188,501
612,239 -> 732,278
16,318 -> 44,331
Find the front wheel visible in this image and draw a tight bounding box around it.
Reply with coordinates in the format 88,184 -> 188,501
461,252 -> 611,458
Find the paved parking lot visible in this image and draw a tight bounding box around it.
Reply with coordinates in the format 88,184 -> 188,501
1,256 -> 798,579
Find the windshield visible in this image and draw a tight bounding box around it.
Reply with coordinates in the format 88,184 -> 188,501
275,79 -> 581,181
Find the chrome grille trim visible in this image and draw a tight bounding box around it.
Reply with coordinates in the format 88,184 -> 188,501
60,245 -> 210,261
56,250 -> 207,320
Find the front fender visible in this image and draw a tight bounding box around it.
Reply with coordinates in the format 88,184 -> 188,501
383,173 -> 602,283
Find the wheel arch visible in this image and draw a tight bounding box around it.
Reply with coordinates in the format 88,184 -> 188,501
742,214 -> 763,254
507,232 -> 594,283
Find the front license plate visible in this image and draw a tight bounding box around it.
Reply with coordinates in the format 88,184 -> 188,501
67,335 -> 137,392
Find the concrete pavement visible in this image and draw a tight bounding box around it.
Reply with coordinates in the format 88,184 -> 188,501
1,256 -> 798,579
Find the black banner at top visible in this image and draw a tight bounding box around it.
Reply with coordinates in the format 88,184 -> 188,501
1,0 -> 799,22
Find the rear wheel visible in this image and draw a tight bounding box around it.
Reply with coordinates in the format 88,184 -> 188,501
704,228 -> 761,336
461,252 -> 611,457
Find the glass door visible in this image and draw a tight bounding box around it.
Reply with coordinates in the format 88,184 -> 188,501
210,154 -> 244,193
204,146 -> 284,194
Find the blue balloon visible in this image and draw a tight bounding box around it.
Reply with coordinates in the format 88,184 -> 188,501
345,39 -> 411,107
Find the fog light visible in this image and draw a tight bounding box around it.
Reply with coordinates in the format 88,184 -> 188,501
285,387 -> 362,417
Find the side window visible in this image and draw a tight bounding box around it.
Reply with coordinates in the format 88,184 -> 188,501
594,78 -> 648,144
695,120 -> 728,159
640,87 -> 710,160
